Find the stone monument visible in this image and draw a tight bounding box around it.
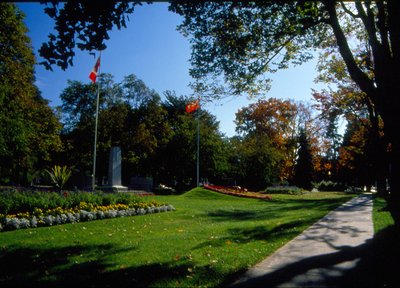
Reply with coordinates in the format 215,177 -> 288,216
105,146 -> 128,192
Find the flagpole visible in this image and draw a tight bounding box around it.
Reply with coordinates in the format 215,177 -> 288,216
196,97 -> 200,187
92,51 -> 101,191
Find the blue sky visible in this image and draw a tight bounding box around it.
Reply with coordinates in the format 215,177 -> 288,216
18,2 -> 327,137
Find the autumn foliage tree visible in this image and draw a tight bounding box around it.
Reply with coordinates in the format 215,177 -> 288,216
338,116 -> 376,189
235,98 -> 319,187
313,43 -> 388,195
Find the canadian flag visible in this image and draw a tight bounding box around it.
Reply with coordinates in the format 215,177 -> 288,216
186,99 -> 200,113
89,56 -> 101,83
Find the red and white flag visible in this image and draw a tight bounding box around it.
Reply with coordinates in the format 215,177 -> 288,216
186,99 -> 200,113
89,56 -> 101,83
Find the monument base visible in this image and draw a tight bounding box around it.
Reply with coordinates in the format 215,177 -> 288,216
101,185 -> 128,193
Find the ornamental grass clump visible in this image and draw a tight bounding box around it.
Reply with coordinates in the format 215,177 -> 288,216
46,165 -> 72,192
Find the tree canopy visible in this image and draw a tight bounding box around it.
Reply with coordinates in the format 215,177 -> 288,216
0,3 -> 62,184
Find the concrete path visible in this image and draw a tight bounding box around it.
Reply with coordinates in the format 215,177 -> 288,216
230,194 -> 374,287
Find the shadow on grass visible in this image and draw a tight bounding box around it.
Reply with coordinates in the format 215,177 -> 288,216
207,197 -> 353,223
226,225 -> 400,288
0,243 -> 223,287
194,221 -> 306,250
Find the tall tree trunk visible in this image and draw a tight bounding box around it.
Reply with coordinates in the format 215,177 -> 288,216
375,136 -> 388,198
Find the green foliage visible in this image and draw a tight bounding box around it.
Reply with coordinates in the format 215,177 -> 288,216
0,189 -> 65,215
314,180 -> 345,192
39,2 -> 138,70
239,135 -> 282,191
0,187 -> 145,215
373,197 -> 394,234
59,80 -> 231,191
229,98 -> 318,190
0,3 -> 62,184
46,165 -> 72,191
58,74 -> 169,183
170,2 -> 327,99
264,186 -> 305,195
293,128 -> 314,190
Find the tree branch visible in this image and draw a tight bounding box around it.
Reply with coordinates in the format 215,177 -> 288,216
324,1 -> 377,102
355,2 -> 379,49
376,1 -> 391,56
340,2 -> 360,18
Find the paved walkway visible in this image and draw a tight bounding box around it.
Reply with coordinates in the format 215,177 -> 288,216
230,194 -> 374,287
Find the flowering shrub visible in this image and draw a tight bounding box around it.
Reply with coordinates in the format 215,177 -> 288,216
203,185 -> 272,200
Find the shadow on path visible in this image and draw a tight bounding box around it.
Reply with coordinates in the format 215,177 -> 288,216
227,225 -> 400,288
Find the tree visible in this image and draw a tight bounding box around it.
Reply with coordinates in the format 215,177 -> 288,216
313,47 -> 388,195
59,73 -> 170,186
235,98 -> 318,184
337,117 -> 376,189
158,92 -> 229,191
36,1 -> 400,223
0,3 -> 62,184
293,128 -> 314,190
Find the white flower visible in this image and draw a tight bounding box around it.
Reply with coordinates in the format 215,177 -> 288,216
54,215 -> 62,225
96,211 -> 105,219
67,213 -> 76,223
137,208 -> 146,215
43,215 -> 54,226
80,210 -> 91,221
106,210 -> 117,218
74,213 -> 81,221
86,212 -> 95,221
60,214 -> 68,223
117,210 -> 126,217
19,218 -> 30,229
30,216 -> 38,227
5,217 -> 20,230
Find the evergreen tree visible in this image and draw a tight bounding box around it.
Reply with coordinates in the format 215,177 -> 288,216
293,128 -> 314,190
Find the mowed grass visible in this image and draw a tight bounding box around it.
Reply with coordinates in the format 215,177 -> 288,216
0,188 -> 355,287
372,196 -> 395,233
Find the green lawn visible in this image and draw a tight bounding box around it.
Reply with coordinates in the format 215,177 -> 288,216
0,188 -> 355,287
372,196 -> 395,233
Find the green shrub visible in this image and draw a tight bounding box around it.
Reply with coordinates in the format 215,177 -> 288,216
154,187 -> 177,195
0,188 -> 146,215
314,181 -> 345,192
264,186 -> 305,195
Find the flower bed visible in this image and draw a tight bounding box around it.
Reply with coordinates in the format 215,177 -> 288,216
203,185 -> 272,200
0,201 -> 175,232
0,188 -> 175,232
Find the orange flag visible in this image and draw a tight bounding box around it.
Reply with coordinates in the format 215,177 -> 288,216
186,99 -> 200,113
89,56 -> 101,83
